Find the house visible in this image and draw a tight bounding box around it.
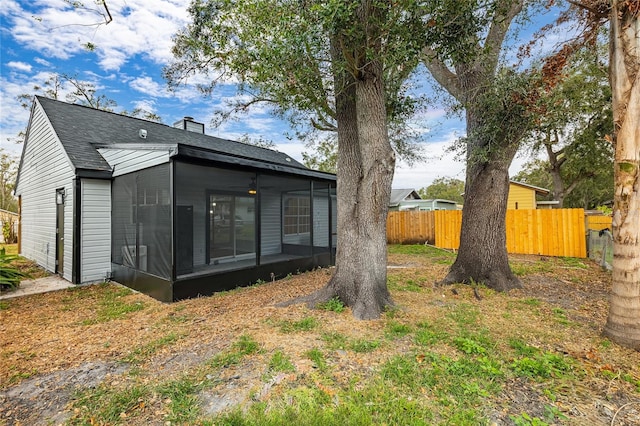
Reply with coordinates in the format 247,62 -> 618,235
389,189 -> 458,211
507,181 -> 553,210
395,199 -> 458,211
14,96 -> 336,302
388,189 -> 421,211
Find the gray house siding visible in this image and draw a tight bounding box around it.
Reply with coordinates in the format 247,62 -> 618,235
313,196 -> 330,247
80,179 -> 111,282
15,99 -> 76,280
260,189 -> 283,256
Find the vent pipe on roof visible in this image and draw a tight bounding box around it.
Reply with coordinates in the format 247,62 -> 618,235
173,116 -> 205,134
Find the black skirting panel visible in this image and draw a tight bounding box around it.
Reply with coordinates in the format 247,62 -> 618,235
172,252 -> 332,301
114,252 -> 332,303
111,264 -> 173,303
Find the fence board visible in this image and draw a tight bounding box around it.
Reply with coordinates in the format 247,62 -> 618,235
388,208 -> 587,258
386,211 -> 435,244
585,215 -> 612,231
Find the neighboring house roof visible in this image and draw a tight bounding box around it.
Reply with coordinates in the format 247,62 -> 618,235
389,188 -> 421,207
27,96 -> 331,180
509,180 -> 550,195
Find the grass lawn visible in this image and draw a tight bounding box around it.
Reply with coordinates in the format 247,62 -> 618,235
0,245 -> 638,425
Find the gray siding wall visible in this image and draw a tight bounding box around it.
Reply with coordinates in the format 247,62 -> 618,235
99,149 -> 170,177
15,100 -> 76,280
80,179 -> 112,282
260,190 -> 282,256
313,196 -> 329,247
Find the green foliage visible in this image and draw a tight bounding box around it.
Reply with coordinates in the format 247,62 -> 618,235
414,322 -> 449,346
509,338 -> 540,357
208,334 -> 261,368
349,338 -> 381,353
268,350 -> 296,374
385,321 -> 413,339
321,332 -> 348,351
81,286 -> 143,325
510,259 -> 554,276
211,381 -> 434,425
278,316 -> 318,333
518,44 -> 614,209
302,137 -> 337,173
70,384 -> 150,425
510,352 -> 575,380
165,0 -> 427,153
304,348 -> 328,371
0,247 -> 24,290
510,405 -> 567,426
157,378 -> 202,424
0,148 -> 19,213
317,297 -> 345,313
418,177 -> 465,203
125,333 -> 182,364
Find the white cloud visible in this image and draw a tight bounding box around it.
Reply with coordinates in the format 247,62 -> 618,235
5,1 -> 191,71
32,57 -> 52,67
129,76 -> 166,97
7,61 -> 32,72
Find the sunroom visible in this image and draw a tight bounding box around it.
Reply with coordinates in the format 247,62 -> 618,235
111,158 -> 336,302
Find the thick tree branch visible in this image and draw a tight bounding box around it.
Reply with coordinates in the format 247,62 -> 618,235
483,0 -> 524,73
422,47 -> 461,99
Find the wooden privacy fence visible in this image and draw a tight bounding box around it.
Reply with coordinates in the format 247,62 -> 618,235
585,215 -> 612,231
386,211 -> 436,244
388,208 -> 588,258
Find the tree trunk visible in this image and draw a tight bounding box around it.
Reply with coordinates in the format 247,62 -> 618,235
440,105 -> 522,291
603,1 -> 640,350
544,135 -> 567,208
326,59 -> 395,319
281,20 -> 395,319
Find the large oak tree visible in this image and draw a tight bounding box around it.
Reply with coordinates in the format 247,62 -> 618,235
422,0 -> 537,291
165,0 -> 424,319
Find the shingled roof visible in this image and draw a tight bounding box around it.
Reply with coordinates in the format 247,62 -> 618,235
34,96 -> 319,177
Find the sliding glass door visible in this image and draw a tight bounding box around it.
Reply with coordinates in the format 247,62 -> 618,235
208,194 -> 255,264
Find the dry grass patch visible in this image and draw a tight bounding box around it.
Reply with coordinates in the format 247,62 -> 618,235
0,247 -> 638,425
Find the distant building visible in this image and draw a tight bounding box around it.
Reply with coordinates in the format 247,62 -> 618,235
389,189 -> 458,211
507,181 -> 554,210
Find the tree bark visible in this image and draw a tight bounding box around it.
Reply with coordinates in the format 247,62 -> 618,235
439,103 -> 522,291
281,6 -> 395,319
603,1 -> 640,350
423,0 -> 525,292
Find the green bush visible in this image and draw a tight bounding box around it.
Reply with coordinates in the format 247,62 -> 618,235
0,247 -> 24,290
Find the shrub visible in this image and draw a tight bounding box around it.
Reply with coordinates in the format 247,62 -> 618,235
0,248 -> 24,290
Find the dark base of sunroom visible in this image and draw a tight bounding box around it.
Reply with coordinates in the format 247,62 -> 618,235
112,250 -> 334,303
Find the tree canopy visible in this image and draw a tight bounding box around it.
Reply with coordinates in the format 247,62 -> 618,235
418,177 -> 464,203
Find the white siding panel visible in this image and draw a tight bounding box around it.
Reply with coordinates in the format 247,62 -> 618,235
99,149 -> 170,176
81,179 -> 112,283
15,100 -> 76,280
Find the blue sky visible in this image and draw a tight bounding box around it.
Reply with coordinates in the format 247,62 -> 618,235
1,0 -> 558,189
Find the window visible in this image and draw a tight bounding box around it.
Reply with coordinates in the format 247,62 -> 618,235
284,196 -> 310,235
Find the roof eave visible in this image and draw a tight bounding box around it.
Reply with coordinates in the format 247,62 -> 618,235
174,145 -> 336,181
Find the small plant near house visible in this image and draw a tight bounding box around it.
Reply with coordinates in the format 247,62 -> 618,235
0,247 -> 24,290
